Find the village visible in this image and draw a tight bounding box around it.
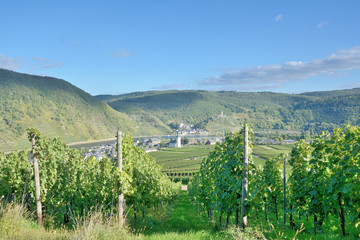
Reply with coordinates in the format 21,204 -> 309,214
81,124 -> 222,159
81,119 -> 298,159
81,135 -> 297,160
81,134 -> 224,160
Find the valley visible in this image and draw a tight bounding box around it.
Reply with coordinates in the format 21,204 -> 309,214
1,68 -> 360,153
1,69 -> 360,239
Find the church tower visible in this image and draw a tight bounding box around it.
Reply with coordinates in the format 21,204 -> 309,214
176,130 -> 181,148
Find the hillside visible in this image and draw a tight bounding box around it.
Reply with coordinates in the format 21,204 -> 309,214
98,89 -> 360,134
2,68 -> 359,152
0,69 -> 168,152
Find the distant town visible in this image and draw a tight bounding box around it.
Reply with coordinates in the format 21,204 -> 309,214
79,123 -> 298,160
80,124 -> 222,159
81,133 -> 224,160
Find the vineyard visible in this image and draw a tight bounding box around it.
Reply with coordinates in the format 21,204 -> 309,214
189,124 -> 360,238
0,129 -> 180,228
1,125 -> 360,239
149,145 -> 214,181
150,144 -> 293,180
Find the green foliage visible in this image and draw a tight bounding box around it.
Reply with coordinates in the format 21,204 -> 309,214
2,68 -> 360,153
0,69 -> 168,152
261,154 -> 284,222
100,89 -> 360,136
190,124 -> 360,239
288,139 -> 312,218
0,129 -> 179,227
0,191 -> 265,240
288,125 -> 360,236
189,125 -> 254,225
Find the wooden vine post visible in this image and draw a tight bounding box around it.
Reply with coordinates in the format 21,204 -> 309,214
241,124 -> 249,229
117,130 -> 124,227
283,156 -> 287,225
31,136 -> 43,225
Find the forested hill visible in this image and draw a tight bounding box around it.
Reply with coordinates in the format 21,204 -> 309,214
0,69 -> 154,152
2,67 -> 359,152
98,89 -> 360,134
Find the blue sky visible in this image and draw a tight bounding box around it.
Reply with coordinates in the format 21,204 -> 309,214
1,0 -> 360,95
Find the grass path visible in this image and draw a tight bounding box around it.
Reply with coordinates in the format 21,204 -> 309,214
149,192 -> 210,233
136,191 -> 228,240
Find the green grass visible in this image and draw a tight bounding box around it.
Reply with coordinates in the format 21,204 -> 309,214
3,191 -> 356,239
139,192 -> 218,234
0,201 -> 138,240
133,190 -> 359,240
0,202 -> 69,240
0,192 -> 251,240
129,191 -> 236,240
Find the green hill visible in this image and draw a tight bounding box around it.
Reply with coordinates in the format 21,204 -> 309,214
2,68 -> 359,152
0,69 -> 168,152
99,89 -> 360,135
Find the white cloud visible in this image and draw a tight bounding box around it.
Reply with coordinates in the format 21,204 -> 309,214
153,84 -> 184,90
31,57 -> 63,69
0,54 -> 63,73
317,21 -> 328,29
338,82 -> 360,89
198,46 -> 360,87
208,83 -> 284,92
0,54 -> 23,70
275,14 -> 283,22
112,49 -> 132,58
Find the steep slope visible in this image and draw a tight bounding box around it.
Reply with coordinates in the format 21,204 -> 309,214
300,88 -> 360,98
0,69 -> 136,152
99,89 -> 360,134
293,93 -> 360,131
